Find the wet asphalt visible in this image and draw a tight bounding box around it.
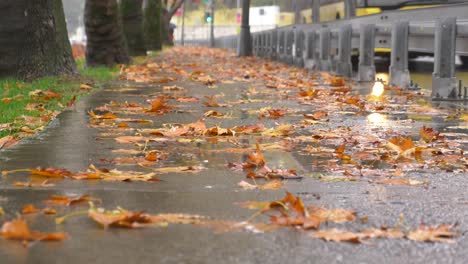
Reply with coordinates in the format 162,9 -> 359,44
0,50 -> 467,264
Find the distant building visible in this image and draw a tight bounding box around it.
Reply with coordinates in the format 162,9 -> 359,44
249,6 -> 279,27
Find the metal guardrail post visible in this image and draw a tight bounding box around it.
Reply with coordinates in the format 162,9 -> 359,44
258,34 -> 262,56
251,35 -> 256,55
255,34 -> 259,56
255,33 -> 262,56
271,29 -> 278,60
336,25 -> 352,77
312,0 -> 320,23
268,31 -> 273,58
294,30 -> 304,67
259,33 -> 263,56
389,21 -> 410,87
304,31 -> 317,70
286,30 -> 294,64
358,24 -> 376,82
345,0 -> 356,19
279,31 -> 285,61
432,17 -> 457,100
319,28 -> 332,71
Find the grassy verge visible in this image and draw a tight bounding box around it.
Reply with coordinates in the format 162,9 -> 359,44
0,59 -> 118,140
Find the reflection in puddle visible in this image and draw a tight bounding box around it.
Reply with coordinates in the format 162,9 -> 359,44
375,73 -> 389,85
371,81 -> 385,97
367,185 -> 388,203
367,113 -> 389,127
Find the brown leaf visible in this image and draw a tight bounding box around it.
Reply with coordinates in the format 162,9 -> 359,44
420,126 -> 444,143
246,142 -> 266,167
3,167 -> 72,178
304,111 -> 328,120
87,203 -> 205,229
88,111 -> 117,120
203,95 -> 221,107
203,110 -> 225,118
298,89 -> 319,98
266,109 -> 287,119
146,97 -> 174,113
361,227 -> 405,239
205,126 -> 235,136
43,208 -> 57,215
329,77 -> 346,87
45,195 -> 101,206
21,204 -> 41,214
371,178 -> 428,186
30,168 -> 72,178
312,229 -> 362,243
258,180 -> 284,190
176,96 -> 200,103
233,124 -> 266,134
262,124 -> 294,137
237,180 -> 284,190
114,136 -> 146,144
408,224 -> 458,243
66,95 -> 76,107
0,218 -> 69,242
330,86 -> 352,94
387,136 -> 415,153
335,143 -> 346,155
73,165 -> 159,182
145,151 -> 162,162
237,180 -> 257,190
308,207 -> 356,224
150,166 -> 204,174
80,84 -> 93,90
343,96 -> 362,108
0,136 -> 18,149
238,201 -> 288,212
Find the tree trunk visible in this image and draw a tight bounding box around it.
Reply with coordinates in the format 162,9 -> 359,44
0,0 -> 76,80
143,0 -> 162,51
161,11 -> 172,46
120,0 -> 146,56
161,0 -> 185,46
85,0 -> 130,67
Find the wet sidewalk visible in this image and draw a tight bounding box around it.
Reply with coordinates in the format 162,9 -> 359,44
0,47 -> 467,264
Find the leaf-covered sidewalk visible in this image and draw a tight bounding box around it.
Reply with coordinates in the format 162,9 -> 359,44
0,47 -> 467,263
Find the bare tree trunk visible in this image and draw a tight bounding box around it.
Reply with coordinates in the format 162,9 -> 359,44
85,0 -> 130,67
143,0 -> 162,51
121,0 -> 146,56
0,0 -> 76,80
162,10 -> 172,46
161,0 -> 185,46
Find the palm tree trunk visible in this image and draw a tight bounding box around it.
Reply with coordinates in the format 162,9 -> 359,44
121,0 -> 147,56
85,0 -> 130,67
0,0 -> 76,80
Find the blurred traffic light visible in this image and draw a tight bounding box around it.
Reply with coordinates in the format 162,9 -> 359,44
204,11 -> 212,23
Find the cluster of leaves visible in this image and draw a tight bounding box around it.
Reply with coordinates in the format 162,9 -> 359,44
240,192 -> 459,244
0,61 -> 117,143
2,165 -> 160,183
2,46 -> 466,248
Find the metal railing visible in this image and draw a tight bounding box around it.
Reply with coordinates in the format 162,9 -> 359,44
210,2 -> 468,101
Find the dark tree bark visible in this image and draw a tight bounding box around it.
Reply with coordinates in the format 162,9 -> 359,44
162,0 -> 185,45
120,0 -> 146,56
143,0 -> 162,51
0,0 -> 76,80
85,0 -> 130,67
